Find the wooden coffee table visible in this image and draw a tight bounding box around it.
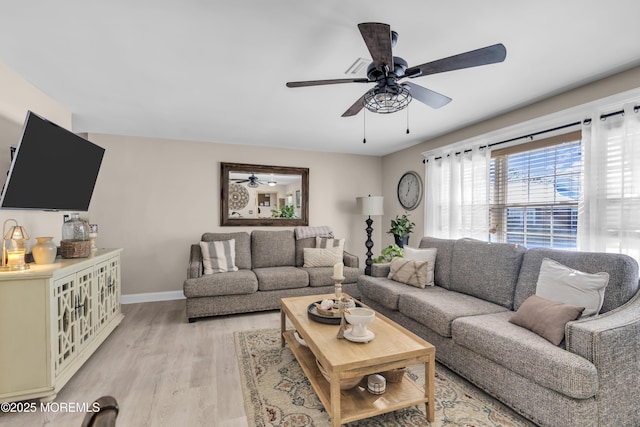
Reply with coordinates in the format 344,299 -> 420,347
280,294 -> 435,427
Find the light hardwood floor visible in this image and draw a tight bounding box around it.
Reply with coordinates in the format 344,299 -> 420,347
0,300 -> 281,427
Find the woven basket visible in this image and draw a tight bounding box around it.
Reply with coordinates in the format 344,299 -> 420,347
60,240 -> 91,259
380,367 -> 407,383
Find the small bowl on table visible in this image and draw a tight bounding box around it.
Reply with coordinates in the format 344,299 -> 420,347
344,307 -> 376,338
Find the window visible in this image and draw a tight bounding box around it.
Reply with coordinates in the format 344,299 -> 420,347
489,131 -> 582,249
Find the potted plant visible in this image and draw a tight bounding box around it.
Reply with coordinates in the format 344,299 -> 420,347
387,214 -> 415,247
373,244 -> 404,263
271,204 -> 296,218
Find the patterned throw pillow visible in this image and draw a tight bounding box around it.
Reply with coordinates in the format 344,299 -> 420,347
403,246 -> 437,286
303,247 -> 343,267
316,236 -> 345,251
388,257 -> 429,288
200,239 -> 239,274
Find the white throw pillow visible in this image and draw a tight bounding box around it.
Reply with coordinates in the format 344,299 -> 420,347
200,239 -> 239,274
402,246 -> 437,287
303,247 -> 342,267
535,258 -> 609,317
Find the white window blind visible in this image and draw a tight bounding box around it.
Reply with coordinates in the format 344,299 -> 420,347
489,131 -> 582,248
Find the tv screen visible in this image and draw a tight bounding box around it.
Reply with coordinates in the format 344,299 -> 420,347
0,111 -> 105,211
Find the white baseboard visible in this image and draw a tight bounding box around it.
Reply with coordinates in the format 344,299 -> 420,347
121,290 -> 185,305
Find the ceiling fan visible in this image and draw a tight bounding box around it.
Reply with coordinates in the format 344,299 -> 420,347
232,173 -> 277,188
286,22 -> 506,117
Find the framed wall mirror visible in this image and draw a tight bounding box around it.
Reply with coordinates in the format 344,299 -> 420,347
221,162 -> 309,226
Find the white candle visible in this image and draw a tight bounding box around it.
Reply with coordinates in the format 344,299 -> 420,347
333,262 -> 344,278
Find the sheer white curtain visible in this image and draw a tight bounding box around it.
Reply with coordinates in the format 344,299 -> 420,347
424,145 -> 490,240
578,103 -> 640,261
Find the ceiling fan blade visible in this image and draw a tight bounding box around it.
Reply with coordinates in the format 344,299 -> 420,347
286,78 -> 369,88
358,22 -> 394,73
403,82 -> 452,109
342,93 -> 367,117
405,43 -> 507,78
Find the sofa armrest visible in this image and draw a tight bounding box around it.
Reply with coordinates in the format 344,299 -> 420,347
371,262 -> 391,278
566,292 -> 640,423
343,251 -> 359,268
187,244 -> 203,279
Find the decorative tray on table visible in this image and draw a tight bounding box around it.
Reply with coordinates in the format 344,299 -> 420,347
307,300 -> 361,325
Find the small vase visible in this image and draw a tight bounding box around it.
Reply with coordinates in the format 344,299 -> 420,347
32,237 -> 57,264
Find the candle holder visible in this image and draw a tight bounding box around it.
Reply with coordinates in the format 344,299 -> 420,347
1,219 -> 30,271
89,224 -> 98,253
332,275 -> 345,300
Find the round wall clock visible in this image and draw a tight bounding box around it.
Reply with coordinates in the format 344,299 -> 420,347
397,171 -> 423,210
229,183 -> 250,210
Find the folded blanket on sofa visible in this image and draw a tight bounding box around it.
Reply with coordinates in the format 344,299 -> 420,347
294,226 -> 334,240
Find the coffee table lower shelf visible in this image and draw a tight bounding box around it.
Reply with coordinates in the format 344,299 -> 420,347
282,330 -> 429,425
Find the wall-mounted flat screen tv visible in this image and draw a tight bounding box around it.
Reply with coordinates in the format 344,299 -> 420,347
0,111 -> 105,211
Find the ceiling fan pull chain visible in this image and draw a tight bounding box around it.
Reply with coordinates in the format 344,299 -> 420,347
406,105 -> 410,134
363,109 -> 367,143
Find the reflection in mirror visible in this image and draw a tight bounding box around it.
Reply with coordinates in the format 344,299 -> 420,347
221,162 -> 309,226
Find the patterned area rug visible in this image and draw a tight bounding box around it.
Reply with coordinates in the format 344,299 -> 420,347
234,328 -> 537,427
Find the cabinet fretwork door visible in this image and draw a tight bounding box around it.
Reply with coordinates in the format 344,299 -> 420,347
95,261 -> 109,328
76,267 -> 94,347
53,274 -> 77,375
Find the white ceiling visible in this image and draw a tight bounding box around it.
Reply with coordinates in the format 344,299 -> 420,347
1,1 -> 640,156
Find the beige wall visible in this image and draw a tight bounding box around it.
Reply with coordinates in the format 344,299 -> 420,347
86,133 -> 382,296
1,61 -> 383,298
380,65 -> 640,248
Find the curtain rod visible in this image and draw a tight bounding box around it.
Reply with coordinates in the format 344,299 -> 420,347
424,104 -> 640,163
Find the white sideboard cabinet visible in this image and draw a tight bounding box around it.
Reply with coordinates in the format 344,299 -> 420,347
0,249 -> 124,402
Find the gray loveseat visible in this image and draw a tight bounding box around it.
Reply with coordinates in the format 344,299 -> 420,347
357,236 -> 640,427
184,230 -> 361,321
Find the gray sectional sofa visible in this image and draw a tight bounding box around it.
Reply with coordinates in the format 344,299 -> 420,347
184,230 -> 361,321
357,236 -> 640,427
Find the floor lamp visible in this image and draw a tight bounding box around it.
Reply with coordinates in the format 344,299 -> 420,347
357,195 -> 384,276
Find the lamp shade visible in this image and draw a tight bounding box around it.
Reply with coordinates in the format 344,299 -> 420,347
357,196 -> 384,216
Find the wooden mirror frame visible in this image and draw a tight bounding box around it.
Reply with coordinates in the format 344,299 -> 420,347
220,162 -> 309,226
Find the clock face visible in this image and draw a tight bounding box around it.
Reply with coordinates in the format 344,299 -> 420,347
397,171 -> 423,210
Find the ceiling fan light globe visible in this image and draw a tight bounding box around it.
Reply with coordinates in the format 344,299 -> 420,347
363,85 -> 411,114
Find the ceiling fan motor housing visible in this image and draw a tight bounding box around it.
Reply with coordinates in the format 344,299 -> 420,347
367,56 -> 408,81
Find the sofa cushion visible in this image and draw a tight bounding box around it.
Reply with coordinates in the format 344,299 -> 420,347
200,239 -> 239,274
452,311 -> 598,399
304,266 -> 360,287
399,289 -> 508,338
357,276 -> 427,310
251,230 -> 295,268
303,247 -> 342,267
388,258 -> 430,288
418,236 -> 455,288
201,232 -> 251,270
535,258 -> 609,317
183,269 -> 258,297
253,266 -> 309,291
513,247 -> 639,313
449,239 -> 525,309
509,295 -> 585,345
